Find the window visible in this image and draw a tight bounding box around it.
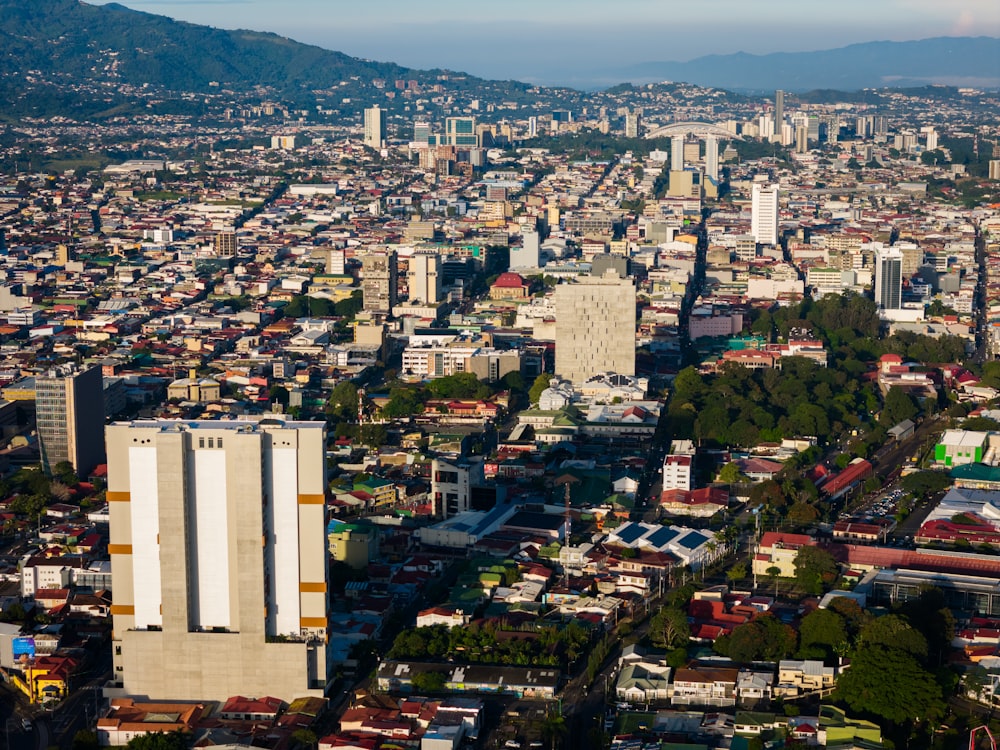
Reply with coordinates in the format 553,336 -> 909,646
217,437 -> 223,448
208,438 -> 214,448
199,437 -> 205,448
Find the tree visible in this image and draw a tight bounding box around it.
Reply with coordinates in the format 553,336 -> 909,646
649,606 -> 690,650
326,381 -> 358,421
540,713 -> 568,750
726,562 -> 747,584
717,462 -> 743,484
835,643 -> 944,724
793,546 -> 838,595
798,608 -> 847,661
410,670 -> 448,693
715,615 -> 796,662
881,387 -> 918,426
73,730 -> 100,750
52,461 -> 78,486
528,374 -> 552,405
858,614 -> 928,658
766,566 -> 782,598
125,731 -> 190,750
292,730 -> 317,750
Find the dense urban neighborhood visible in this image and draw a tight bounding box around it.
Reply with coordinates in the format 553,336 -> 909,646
0,8 -> 999,750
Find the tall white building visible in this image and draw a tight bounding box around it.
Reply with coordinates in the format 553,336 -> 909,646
364,105 -> 386,149
510,229 -> 540,270
671,136 -> 685,171
875,247 -> 904,310
554,272 -> 636,384
705,136 -> 719,182
624,110 -> 641,138
751,183 -> 780,246
105,419 -> 329,702
407,252 -> 442,304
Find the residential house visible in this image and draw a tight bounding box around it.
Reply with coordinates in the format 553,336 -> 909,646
775,659 -> 836,698
670,665 -> 739,707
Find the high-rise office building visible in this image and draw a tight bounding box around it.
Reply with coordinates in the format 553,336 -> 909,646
214,230 -> 237,258
554,273 -> 636,384
361,250 -> 398,313
510,229 -> 540,271
875,247 -> 904,310
795,126 -> 809,154
412,120 -> 431,145
105,419 -> 329,702
326,247 -> 346,275
624,110 -> 641,139
444,117 -> 477,147
671,136 -> 685,171
705,136 -> 719,182
751,183 -> 780,246
364,105 -> 386,149
775,89 -> 785,130
36,364 -> 105,476
925,128 -> 938,151
407,252 -> 442,304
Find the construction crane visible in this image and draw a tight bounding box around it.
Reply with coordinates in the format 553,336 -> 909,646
970,725 -> 997,750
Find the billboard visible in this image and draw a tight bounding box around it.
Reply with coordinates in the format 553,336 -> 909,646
11,637 -> 35,659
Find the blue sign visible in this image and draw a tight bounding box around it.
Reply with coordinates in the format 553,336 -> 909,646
12,637 -> 34,659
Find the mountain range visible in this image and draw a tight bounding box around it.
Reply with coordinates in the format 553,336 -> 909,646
607,37 -> 1000,92
0,0 -> 997,99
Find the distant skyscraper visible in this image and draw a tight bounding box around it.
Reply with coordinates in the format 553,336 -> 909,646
751,183 -> 780,246
106,419 -> 329,702
407,252 -> 442,304
624,110 -> 641,138
795,126 -> 809,154
412,120 -> 430,145
925,128 -> 938,151
36,364 -> 105,476
510,229 -> 540,271
705,136 -> 719,182
671,136 -> 684,171
326,247 -> 346,275
528,116 -> 538,138
364,105 -> 386,149
361,250 -> 398,313
214,230 -> 236,258
875,247 -> 904,310
554,273 -> 636,384
775,89 -> 785,129
444,116 -> 477,147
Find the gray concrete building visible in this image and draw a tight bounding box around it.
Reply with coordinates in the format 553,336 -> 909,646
105,419 -> 329,702
554,272 -> 636,384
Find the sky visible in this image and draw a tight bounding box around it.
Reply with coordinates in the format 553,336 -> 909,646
91,0 -> 1000,87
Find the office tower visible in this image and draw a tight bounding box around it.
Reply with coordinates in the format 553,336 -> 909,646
671,136 -> 685,171
758,115 -> 775,140
361,250 -> 398,313
795,126 -> 809,154
407,252 -> 442,304
270,135 -> 296,150
875,247 -> 904,310
214,231 -> 237,258
751,183 -> 780,246
624,110 -> 641,138
36,364 -> 105,476
510,229 -> 540,271
774,89 -> 784,130
364,106 -> 386,149
990,160 -> 1000,181
326,247 -> 346,275
444,117 -> 477,147
528,116 -> 538,138
705,136 -> 719,182
105,419 -> 328,702
925,128 -> 938,151
413,121 -> 430,145
554,273 -> 636,384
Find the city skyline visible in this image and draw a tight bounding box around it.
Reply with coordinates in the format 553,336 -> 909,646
88,0 -> 1000,86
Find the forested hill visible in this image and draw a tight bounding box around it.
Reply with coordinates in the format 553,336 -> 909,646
0,0 -> 438,95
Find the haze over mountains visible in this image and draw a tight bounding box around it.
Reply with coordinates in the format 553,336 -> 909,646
1,0 -> 997,96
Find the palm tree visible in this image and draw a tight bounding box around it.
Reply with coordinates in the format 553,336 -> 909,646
540,712 -> 568,750
766,566 -> 782,598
